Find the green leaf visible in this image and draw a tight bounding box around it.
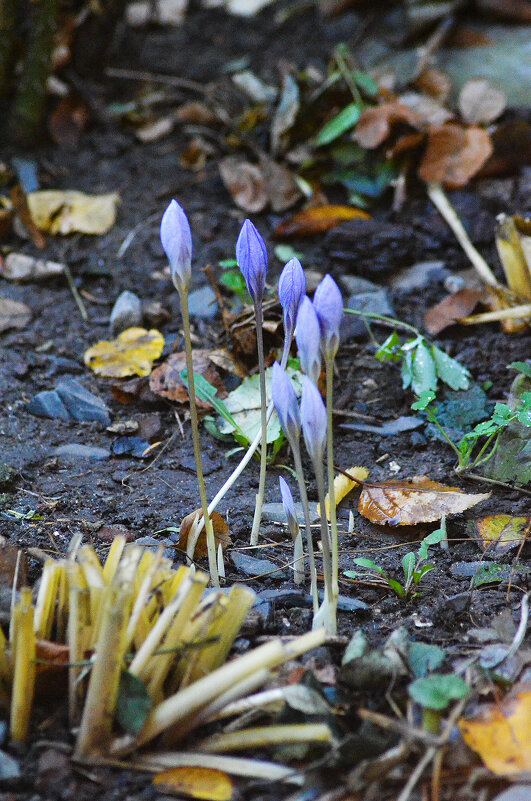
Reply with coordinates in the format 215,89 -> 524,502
181,371 -> 249,443
116,671 -> 152,735
412,341 -> 437,396
491,403 -> 513,427
516,393 -> 531,426
408,642 -> 446,679
401,350 -> 413,390
431,345 -> 470,391
220,268 -> 249,298
352,70 -> 379,97
413,564 -> 434,584
412,390 -> 436,411
274,244 -> 305,263
218,258 -> 238,269
376,332 -> 402,363
408,674 -> 469,711
508,361 -> 531,378
352,557 -> 386,575
417,526 -> 445,562
387,578 -> 406,597
402,552 -> 415,584
315,102 -> 361,146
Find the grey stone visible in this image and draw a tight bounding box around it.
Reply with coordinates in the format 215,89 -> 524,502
110,290 -> 142,334
261,501 -> 319,526
389,261 -> 448,292
342,286 -> 395,340
340,276 -> 379,295
0,749 -> 20,780
54,444 -> 110,461
231,551 -> 289,580
27,390 -> 70,421
56,377 -> 110,426
187,285 -> 218,320
0,462 -> 18,490
135,536 -> 174,559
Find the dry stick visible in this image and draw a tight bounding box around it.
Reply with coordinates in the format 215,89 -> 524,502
63,262 -> 88,322
105,67 -> 207,94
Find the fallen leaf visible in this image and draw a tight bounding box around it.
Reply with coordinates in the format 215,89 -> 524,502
219,157 -> 267,213
424,288 -> 485,335
153,766 -> 233,800
136,117 -> 175,143
0,252 -> 65,282
0,297 -> 31,332
414,68 -> 451,102
48,94 -> 90,149
36,640 -> 70,669
358,475 -> 490,526
84,328 -> 164,378
469,515 -> 530,553
0,208 -> 14,240
271,74 -> 299,155
459,683 -> 531,774
274,205 -> 369,238
176,101 -> 219,126
317,466 -> 369,519
179,510 -> 232,559
206,348 -> 248,379
458,79 -> 506,126
398,92 -> 453,127
111,376 -> 157,405
27,190 -> 119,235
258,155 -> 302,212
149,350 -> 228,405
353,102 -> 421,149
418,124 -> 493,189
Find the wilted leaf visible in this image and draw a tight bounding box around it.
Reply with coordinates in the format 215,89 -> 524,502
153,766 -> 233,800
317,466 -> 369,519
469,515 -> 530,553
415,68 -> 451,102
458,79 -> 506,126
27,190 -> 119,235
84,328 -> 164,378
353,102 -> 421,149
149,351 -> 228,406
424,288 -> 485,335
179,510 -> 232,558
409,674 -> 469,710
274,205 -> 369,238
258,155 -> 302,213
0,297 -> 31,332
398,92 -> 453,127
219,157 -> 267,213
359,475 -> 490,526
459,683 -> 531,774
271,74 -> 300,155
418,124 -> 493,189
10,185 -> 46,249
315,103 -> 361,147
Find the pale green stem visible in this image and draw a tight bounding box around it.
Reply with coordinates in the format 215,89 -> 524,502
250,302 -> 268,546
180,289 -> 219,587
312,458 -> 336,635
325,353 -> 339,605
290,438 -> 318,614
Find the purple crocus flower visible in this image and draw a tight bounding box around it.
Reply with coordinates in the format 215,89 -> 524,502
313,274 -> 343,359
272,361 -> 301,441
236,219 -> 268,303
300,376 -> 327,464
160,199 -> 192,293
279,476 -> 299,540
295,296 -> 321,384
278,257 -> 306,341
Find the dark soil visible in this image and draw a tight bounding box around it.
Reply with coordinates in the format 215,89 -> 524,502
0,5 -> 530,800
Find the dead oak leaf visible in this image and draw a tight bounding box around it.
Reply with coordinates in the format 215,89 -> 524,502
219,156 -> 267,213
418,124 -> 493,189
149,350 -> 227,406
424,288 -> 485,335
179,510 -> 232,559
353,102 -> 421,149
359,475 -> 490,526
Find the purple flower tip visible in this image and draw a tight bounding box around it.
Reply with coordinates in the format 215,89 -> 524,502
313,274 -> 343,359
295,296 -> 321,384
279,476 -> 299,539
236,219 -> 268,303
278,257 -> 306,341
272,361 -> 301,442
300,376 -> 327,464
160,199 -> 192,293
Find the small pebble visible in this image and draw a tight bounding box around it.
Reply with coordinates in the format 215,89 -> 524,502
110,290 -> 142,334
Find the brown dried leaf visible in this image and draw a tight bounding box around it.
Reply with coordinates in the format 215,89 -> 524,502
258,154 -> 302,213
111,376 -> 157,405
176,101 -> 219,126
48,94 -> 90,149
219,156 -> 267,213
414,69 -> 451,102
418,124 -> 493,189
353,102 -> 421,149
149,350 -> 227,405
398,92 -> 453,128
358,475 -> 490,526
458,79 -> 506,126
424,288 -> 485,335
0,296 -> 31,332
179,510 -> 232,558
274,205 -> 369,239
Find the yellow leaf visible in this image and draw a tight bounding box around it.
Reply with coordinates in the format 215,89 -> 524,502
470,515 -> 530,553
153,766 -> 233,800
459,683 -> 531,774
84,327 -> 164,378
27,190 -> 119,235
317,466 -> 369,519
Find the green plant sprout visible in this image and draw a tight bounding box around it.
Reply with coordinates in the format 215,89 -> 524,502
344,522 -> 447,600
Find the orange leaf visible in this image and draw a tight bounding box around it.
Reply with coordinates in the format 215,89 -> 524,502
358,475 -> 490,526
424,288 -> 485,335
459,683 -> 531,774
153,766 -> 233,800
418,124 -> 493,189
179,510 -> 232,558
353,102 -> 421,149
274,205 -> 369,239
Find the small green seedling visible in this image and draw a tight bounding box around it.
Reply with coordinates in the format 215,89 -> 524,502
344,523 -> 446,599
408,673 -> 469,734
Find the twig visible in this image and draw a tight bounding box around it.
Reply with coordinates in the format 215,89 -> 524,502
412,7 -> 461,80
464,473 -> 531,497
357,708 -> 440,747
106,67 -> 207,95
62,262 -> 88,322
116,211 -> 160,259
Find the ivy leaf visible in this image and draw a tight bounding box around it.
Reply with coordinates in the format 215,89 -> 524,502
409,674 -> 469,711
432,345 -> 470,390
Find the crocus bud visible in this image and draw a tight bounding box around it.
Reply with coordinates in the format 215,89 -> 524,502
279,476 -> 299,541
272,361 -> 301,441
278,257 -> 306,341
296,296 -> 321,384
313,274 -> 343,359
300,376 -> 327,464
160,199 -> 192,293
236,219 -> 268,303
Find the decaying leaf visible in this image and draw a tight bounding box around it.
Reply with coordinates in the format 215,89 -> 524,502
424,288 -> 485,335
353,102 -> 421,149
317,466 -> 369,519
0,296 -> 31,332
358,475 -> 490,526
84,328 -> 164,378
153,766 -> 233,800
149,350 -> 228,405
418,125 -> 493,189
219,157 -> 267,213
469,515 -> 530,553
274,205 -> 369,239
258,155 -> 302,212
459,683 -> 531,775
270,74 -> 299,155
458,79 -> 506,126
398,92 -> 453,128
27,190 -> 119,235
179,510 -> 232,558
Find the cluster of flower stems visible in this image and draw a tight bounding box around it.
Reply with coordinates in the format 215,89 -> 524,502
161,201 -> 345,634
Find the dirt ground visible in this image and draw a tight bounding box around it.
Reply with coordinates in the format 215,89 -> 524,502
0,4 -> 530,800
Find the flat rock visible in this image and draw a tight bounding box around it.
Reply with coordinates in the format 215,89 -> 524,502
231,552 -> 289,580
110,290 -> 142,334
342,286 -> 395,340
27,378 -> 110,426
187,285 -> 218,320
0,749 -> 20,780
54,444 -> 110,461
134,536 -> 174,558
389,261 -> 448,292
